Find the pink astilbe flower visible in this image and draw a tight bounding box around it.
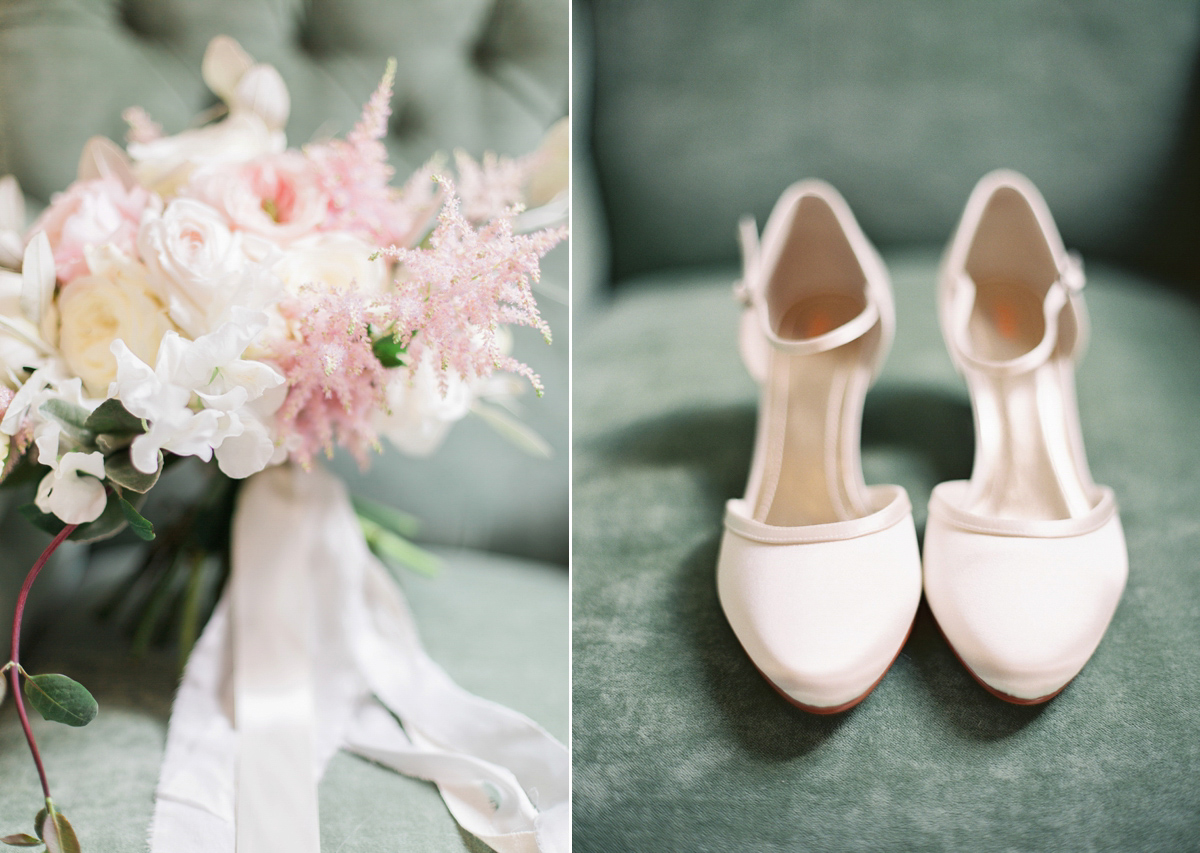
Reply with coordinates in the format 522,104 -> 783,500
271,292 -> 389,467
454,149 -> 536,223
31,175 -> 159,283
305,60 -> 441,248
380,176 -> 565,396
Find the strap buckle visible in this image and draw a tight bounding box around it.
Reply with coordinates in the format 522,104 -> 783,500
1058,250 -> 1085,294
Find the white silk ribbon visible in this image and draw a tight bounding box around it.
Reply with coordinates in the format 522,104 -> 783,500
148,464 -> 568,852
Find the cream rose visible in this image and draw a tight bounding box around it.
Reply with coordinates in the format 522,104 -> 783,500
57,249 -> 175,397
273,233 -> 391,296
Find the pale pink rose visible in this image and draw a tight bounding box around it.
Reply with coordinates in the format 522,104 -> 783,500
187,152 -> 329,244
30,175 -> 160,283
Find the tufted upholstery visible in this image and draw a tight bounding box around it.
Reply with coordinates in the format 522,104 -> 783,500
585,0 -> 1200,287
0,0 -> 567,204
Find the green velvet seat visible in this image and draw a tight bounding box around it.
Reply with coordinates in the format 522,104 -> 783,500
0,0 -> 567,848
573,1 -> 1200,849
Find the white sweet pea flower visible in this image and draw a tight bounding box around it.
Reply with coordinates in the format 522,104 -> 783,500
110,308 -> 284,475
127,38 -> 289,195
35,451 -> 106,524
0,270 -> 52,384
129,113 -> 286,197
214,379 -> 286,478
0,366 -> 89,439
110,340 -> 222,473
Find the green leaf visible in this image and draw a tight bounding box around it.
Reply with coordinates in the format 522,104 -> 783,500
0,833 -> 41,846
471,401 -> 553,459
359,515 -> 441,577
372,334 -> 408,367
119,496 -> 155,541
84,397 -> 144,435
39,803 -> 79,853
17,503 -> 66,537
34,809 -> 45,841
38,400 -> 93,444
352,495 -> 420,538
23,674 -> 98,727
105,449 -> 161,493
0,448 -> 49,490
94,432 -> 134,455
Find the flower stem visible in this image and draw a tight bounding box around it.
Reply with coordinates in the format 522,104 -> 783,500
8,523 -> 77,800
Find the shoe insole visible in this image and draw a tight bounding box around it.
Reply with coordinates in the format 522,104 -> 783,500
755,294 -> 871,527
964,279 -> 1093,520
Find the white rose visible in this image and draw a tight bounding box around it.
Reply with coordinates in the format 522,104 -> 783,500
273,233 -> 391,296
139,198 -> 262,337
57,249 -> 174,397
375,359 -> 475,457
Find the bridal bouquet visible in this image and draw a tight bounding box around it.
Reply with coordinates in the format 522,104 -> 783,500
0,37 -> 566,852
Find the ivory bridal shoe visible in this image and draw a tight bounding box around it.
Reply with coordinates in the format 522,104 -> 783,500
924,170 -> 1128,704
717,181 -> 922,714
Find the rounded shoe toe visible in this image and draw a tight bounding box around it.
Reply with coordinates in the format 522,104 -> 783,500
717,517 -> 921,710
924,513 -> 1128,701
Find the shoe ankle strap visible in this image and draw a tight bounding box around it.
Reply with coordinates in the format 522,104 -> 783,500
947,252 -> 1087,377
733,214 -> 884,378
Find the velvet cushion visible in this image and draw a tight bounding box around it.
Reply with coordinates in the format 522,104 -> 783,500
572,252 -> 1200,850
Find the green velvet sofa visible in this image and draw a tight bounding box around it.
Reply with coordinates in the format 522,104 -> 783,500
0,1 -> 567,850
572,2 -> 1200,851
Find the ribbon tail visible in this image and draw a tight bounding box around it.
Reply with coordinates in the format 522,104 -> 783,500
340,532 -> 568,850
148,602 -> 237,853
346,698 -> 544,853
150,463 -> 568,853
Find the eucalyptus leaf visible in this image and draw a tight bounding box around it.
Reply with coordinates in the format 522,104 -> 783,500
17,503 -> 66,537
84,398 -> 144,435
39,803 -> 79,853
38,400 -> 93,444
105,449 -> 161,493
95,432 -> 134,455
119,497 -> 155,541
0,833 -> 41,846
23,674 -> 98,727
0,448 -> 49,490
